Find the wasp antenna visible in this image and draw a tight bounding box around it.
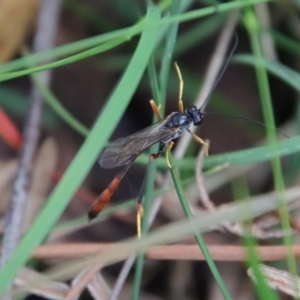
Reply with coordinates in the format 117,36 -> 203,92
199,33 -> 238,110
203,112 -> 289,139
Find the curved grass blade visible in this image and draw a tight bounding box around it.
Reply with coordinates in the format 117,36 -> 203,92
0,5 -> 161,293
0,37 -> 132,82
0,26 -> 140,74
204,135 -> 300,168
233,54 -> 300,94
0,0 -> 269,82
132,0 -> 183,298
242,6 -> 296,295
136,135 -> 300,170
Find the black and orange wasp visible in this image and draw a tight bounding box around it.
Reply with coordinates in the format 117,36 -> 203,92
88,38 -> 237,237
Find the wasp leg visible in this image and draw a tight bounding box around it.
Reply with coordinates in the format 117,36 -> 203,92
165,141 -> 175,169
149,99 -> 162,120
136,203 -> 144,239
178,98 -> 184,113
136,153 -> 158,238
188,130 -> 209,156
174,62 -> 184,113
156,141 -> 174,169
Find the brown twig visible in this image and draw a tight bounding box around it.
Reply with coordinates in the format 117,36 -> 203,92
25,243 -> 300,262
195,140 -> 215,211
64,264 -> 108,300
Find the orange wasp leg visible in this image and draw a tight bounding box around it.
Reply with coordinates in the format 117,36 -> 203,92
174,62 -> 184,113
139,63 -> 184,236
165,141 -> 175,169
136,204 -> 144,239
137,136 -> 178,237
174,63 -> 209,157
149,99 -> 162,120
188,129 -> 209,157
88,164 -> 131,221
136,153 -> 158,238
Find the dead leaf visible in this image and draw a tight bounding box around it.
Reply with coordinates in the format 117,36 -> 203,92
0,0 -> 40,63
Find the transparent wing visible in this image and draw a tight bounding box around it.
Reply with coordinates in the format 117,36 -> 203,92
100,117 -> 177,169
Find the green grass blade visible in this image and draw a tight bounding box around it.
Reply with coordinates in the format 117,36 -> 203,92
0,36 -> 133,82
0,26 -> 139,74
0,0 -> 269,82
204,135 -> 300,168
169,154 -> 232,300
158,0 -> 270,26
285,99 -> 300,185
232,179 -> 278,299
12,185 -> 300,288
245,236 -> 279,299
132,151 -> 157,300
270,30 -> 300,57
136,135 -> 300,170
158,0 -> 181,107
132,1 -> 182,298
233,54 -> 300,94
174,14 -> 226,56
0,5 -> 161,293
243,5 -> 297,289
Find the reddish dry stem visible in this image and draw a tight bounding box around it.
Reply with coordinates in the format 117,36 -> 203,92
28,243 -> 300,262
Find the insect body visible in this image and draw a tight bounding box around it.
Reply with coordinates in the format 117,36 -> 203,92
100,106 -> 203,169
88,62 -> 209,237
88,104 -> 206,222
88,37 -> 239,237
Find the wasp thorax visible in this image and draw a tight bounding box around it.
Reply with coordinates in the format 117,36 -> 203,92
165,112 -> 192,128
186,106 -> 203,126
